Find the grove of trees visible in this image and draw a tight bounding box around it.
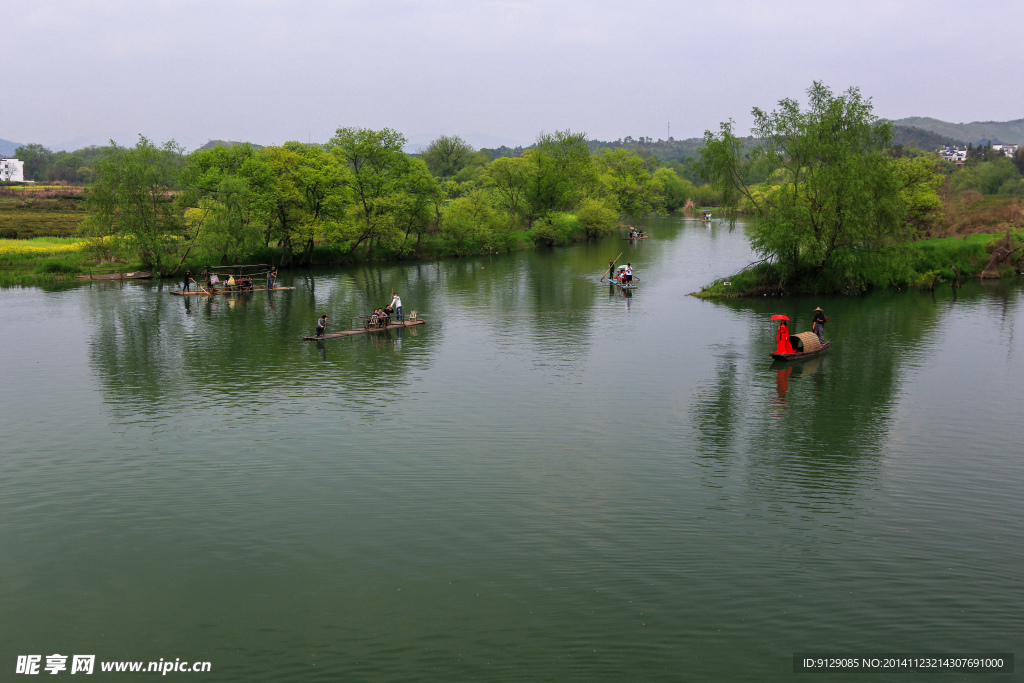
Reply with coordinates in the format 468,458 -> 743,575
77,128 -> 708,275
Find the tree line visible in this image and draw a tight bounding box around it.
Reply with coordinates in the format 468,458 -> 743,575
78,129 -> 717,275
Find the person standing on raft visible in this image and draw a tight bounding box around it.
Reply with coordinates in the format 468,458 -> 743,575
775,320 -> 794,354
390,293 -> 403,322
183,270 -> 191,292
316,314 -> 327,338
812,307 -> 828,344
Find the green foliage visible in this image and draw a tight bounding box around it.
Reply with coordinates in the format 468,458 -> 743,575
530,212 -> 582,246
422,135 -> 474,179
328,127 -> 412,258
441,190 -> 497,255
522,130 -> 594,225
84,136 -> 185,274
35,260 -> 82,275
575,199 -> 619,238
596,148 -> 664,218
13,144 -> 53,181
977,158 -> 1022,195
701,82 -> 912,289
894,156 -> 945,234
485,156 -> 533,224
652,167 -> 694,210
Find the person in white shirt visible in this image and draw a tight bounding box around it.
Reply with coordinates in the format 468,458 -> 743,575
625,264 -> 633,284
390,293 -> 403,322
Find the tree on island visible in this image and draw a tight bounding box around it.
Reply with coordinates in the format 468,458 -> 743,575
701,82 -> 934,292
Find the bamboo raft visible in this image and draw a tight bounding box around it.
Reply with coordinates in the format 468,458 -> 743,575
303,319 -> 425,340
771,331 -> 831,361
170,286 -> 294,296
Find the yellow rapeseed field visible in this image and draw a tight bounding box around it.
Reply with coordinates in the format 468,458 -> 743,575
0,239 -> 88,260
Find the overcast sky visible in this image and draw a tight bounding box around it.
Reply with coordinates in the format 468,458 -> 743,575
4,0 -> 1023,151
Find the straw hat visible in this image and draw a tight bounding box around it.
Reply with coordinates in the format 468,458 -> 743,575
814,307 -> 822,311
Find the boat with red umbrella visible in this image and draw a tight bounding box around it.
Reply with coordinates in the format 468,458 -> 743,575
769,314 -> 831,361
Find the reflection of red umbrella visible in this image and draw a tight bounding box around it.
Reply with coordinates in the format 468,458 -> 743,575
770,314 -> 790,321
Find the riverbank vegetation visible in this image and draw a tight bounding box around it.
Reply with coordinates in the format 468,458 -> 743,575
3,94 -> 1021,289
696,82 -> 1023,297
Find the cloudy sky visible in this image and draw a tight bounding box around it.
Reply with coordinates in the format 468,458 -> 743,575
4,0 -> 1023,151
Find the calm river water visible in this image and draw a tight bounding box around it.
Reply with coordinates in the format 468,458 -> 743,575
1,216 -> 1021,681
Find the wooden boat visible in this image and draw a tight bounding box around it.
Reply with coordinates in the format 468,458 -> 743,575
78,270 -> 151,280
303,318 -> 425,340
170,286 -> 294,296
623,235 -> 647,240
771,331 -> 830,361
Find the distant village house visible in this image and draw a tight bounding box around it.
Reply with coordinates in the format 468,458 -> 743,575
991,144 -> 1018,157
937,146 -> 967,166
0,157 -> 25,182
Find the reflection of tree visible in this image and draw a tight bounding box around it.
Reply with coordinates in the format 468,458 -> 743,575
691,290 -> 946,498
85,275 -> 430,421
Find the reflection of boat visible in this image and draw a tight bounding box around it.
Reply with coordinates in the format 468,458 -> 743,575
303,317 -> 425,340
171,286 -> 294,296
771,331 -> 830,361
78,270 -> 151,280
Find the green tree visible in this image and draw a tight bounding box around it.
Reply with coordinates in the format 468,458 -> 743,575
894,156 -> 945,235
178,143 -> 267,268
596,148 -> 663,218
484,155 -> 534,224
13,144 -> 53,181
422,135 -> 473,179
522,130 -> 593,226
84,136 -> 185,275
575,198 -> 619,238
652,167 -> 695,210
701,82 -> 906,287
327,127 -> 412,258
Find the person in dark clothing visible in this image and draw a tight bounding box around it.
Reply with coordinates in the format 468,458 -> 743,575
812,307 -> 828,343
183,270 -> 191,292
316,315 -> 327,338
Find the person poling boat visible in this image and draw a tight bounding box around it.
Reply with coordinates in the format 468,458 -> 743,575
601,252 -> 623,282
812,306 -> 827,343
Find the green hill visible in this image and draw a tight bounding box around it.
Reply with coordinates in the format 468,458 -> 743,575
891,125 -> 966,150
894,117 -> 1024,145
197,139 -> 263,151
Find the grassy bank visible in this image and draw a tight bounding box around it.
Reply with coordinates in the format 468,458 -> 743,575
695,230 -> 1023,298
0,209 -> 614,287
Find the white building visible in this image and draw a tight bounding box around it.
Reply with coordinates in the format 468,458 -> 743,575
991,144 -> 1018,157
938,146 -> 968,166
0,157 -> 25,182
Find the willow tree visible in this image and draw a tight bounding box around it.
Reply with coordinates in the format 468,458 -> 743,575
84,136 -> 185,275
701,83 -> 907,289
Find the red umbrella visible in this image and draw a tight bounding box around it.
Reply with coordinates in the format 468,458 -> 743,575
770,314 -> 790,321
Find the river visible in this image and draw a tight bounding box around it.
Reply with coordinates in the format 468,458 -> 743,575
1,216 -> 1021,680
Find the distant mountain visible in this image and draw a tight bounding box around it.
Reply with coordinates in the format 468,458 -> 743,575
894,117 -> 1024,145
0,139 -> 23,157
197,139 -> 264,151
891,125 -> 966,150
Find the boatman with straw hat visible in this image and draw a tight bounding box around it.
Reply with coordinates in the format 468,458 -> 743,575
812,307 -> 827,344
